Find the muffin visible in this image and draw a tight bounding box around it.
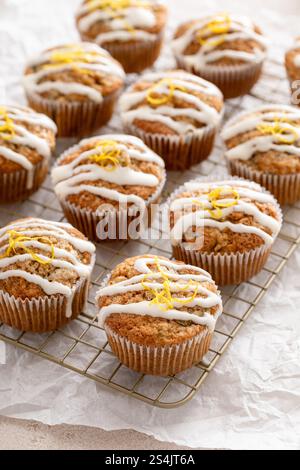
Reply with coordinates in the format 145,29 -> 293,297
23,42 -> 125,137
169,178 -> 282,285
222,105 -> 300,205
0,105 -> 56,203
285,38 -> 300,105
97,255 -> 222,376
0,217 -> 96,332
52,134 -> 166,241
120,70 -> 224,170
75,0 -> 168,73
172,13 -> 267,99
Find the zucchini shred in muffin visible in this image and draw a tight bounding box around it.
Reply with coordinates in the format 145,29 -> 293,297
172,13 -> 267,99
120,70 -> 224,170
169,178 -> 282,285
51,135 -> 166,241
222,105 -> 300,205
0,218 -> 95,332
76,0 -> 168,73
0,105 -> 56,203
23,42 -> 125,137
97,255 -> 222,376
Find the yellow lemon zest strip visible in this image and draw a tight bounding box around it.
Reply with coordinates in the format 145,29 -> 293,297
193,187 -> 240,220
89,140 -> 124,171
87,0 -> 150,13
0,230 -> 55,265
141,257 -> 199,312
147,78 -> 187,107
197,13 -> 231,48
257,115 -> 299,144
0,107 -> 15,141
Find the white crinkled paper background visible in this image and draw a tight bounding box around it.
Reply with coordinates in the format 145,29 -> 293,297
0,0 -> 300,450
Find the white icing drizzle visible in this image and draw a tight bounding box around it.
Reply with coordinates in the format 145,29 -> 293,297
172,14 -> 267,67
120,70 -> 223,134
169,180 -> 281,247
23,43 -> 125,103
77,0 -> 160,44
0,105 -> 56,189
0,218 -> 96,317
52,134 -> 165,212
221,105 -> 300,161
97,257 -> 222,331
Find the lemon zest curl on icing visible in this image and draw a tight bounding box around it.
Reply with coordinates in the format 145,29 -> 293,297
146,78 -> 188,107
89,140 -> 127,171
193,187 -> 240,220
87,0 -> 150,13
257,115 -> 299,144
197,13 -> 231,48
0,107 -> 15,141
0,230 -> 55,265
142,257 -> 199,312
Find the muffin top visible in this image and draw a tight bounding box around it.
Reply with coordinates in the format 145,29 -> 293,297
0,218 -> 95,315
285,37 -> 300,82
172,13 -> 267,68
222,105 -> 300,175
0,105 -> 56,186
23,43 -> 125,103
120,70 -> 224,136
52,134 -> 165,212
97,255 -> 222,347
169,179 -> 281,254
76,0 -> 167,45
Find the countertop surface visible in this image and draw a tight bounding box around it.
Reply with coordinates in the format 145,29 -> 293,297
0,0 -> 299,451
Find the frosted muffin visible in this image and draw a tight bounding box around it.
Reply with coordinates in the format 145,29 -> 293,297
97,255 -> 222,376
120,70 -> 224,170
169,178 -> 282,285
0,105 -> 56,203
172,13 -> 267,99
285,38 -> 300,105
222,105 -> 300,205
76,0 -> 168,73
0,217 -> 95,332
52,135 -> 166,241
23,43 -> 125,137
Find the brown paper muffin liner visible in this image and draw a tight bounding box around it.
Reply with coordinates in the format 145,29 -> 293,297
172,244 -> 272,286
0,160 -> 48,204
168,175 -> 283,285
54,143 -> 166,241
228,159 -> 300,206
105,323 -> 212,376
175,57 -> 264,99
26,89 -> 121,138
99,32 -> 165,74
122,123 -> 217,171
0,278 -> 89,333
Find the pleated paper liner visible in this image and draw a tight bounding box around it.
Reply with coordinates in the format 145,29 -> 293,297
167,176 -> 283,286
172,244 -> 272,286
54,142 -> 167,242
0,160 -> 48,204
228,159 -> 300,206
122,123 -> 217,171
98,32 -> 165,74
0,278 -> 89,333
105,324 -> 212,376
175,56 -> 264,99
26,89 -> 121,138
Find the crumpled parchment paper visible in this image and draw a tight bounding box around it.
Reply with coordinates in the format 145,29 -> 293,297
0,0 -> 300,450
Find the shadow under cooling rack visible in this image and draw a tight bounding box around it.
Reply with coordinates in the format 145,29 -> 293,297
0,51 -> 300,407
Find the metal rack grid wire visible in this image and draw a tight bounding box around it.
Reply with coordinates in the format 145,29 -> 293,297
0,39 -> 300,408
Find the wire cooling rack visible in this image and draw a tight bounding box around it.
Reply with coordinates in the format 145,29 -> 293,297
0,39 -> 300,408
